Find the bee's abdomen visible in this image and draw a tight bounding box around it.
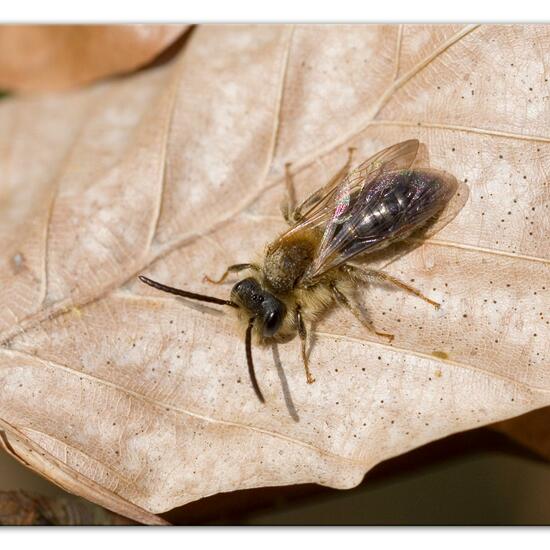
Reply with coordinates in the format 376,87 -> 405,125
360,186 -> 407,230
327,169 -> 454,264
355,170 -> 448,239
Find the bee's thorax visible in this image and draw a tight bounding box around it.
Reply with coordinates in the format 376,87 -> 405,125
263,236 -> 317,294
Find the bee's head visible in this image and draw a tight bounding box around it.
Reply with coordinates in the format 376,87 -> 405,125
231,277 -> 286,337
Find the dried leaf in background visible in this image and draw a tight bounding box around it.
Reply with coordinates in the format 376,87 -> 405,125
0,25 -> 548,524
0,490 -> 134,525
0,24 -> 188,92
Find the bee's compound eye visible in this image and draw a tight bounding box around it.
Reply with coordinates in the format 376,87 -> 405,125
231,277 -> 257,298
263,309 -> 282,337
232,280 -> 245,293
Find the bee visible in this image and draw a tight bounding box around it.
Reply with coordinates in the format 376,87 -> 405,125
139,140 -> 465,403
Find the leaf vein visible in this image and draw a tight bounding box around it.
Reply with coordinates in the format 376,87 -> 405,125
371,119 -> 550,143
315,331 -> 550,394
0,347 -> 367,467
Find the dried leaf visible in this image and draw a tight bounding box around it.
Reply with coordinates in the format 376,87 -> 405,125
0,24 -> 187,92
0,490 -> 134,525
0,24 -> 548,521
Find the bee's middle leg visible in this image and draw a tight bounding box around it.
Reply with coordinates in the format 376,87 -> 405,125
331,283 -> 394,342
204,263 -> 260,285
296,305 -> 315,384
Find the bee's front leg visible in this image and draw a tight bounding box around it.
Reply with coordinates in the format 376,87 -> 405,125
204,263 -> 260,285
296,305 -> 315,384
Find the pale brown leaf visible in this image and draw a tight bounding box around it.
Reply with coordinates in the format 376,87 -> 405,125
0,24 -> 187,92
0,24 -> 548,521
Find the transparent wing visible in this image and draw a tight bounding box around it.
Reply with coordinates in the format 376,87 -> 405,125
271,140 -> 420,248
301,167 -> 461,283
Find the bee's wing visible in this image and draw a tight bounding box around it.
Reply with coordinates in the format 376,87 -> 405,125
301,167 -> 462,283
272,140 -> 421,247
299,139 -> 420,221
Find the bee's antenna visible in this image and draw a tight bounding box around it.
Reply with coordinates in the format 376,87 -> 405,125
246,317 -> 265,404
139,276 -> 239,308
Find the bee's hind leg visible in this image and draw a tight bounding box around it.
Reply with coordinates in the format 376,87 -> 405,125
331,283 -> 394,342
296,305 -> 315,384
344,265 -> 440,309
204,263 -> 260,285
282,162 -> 298,225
